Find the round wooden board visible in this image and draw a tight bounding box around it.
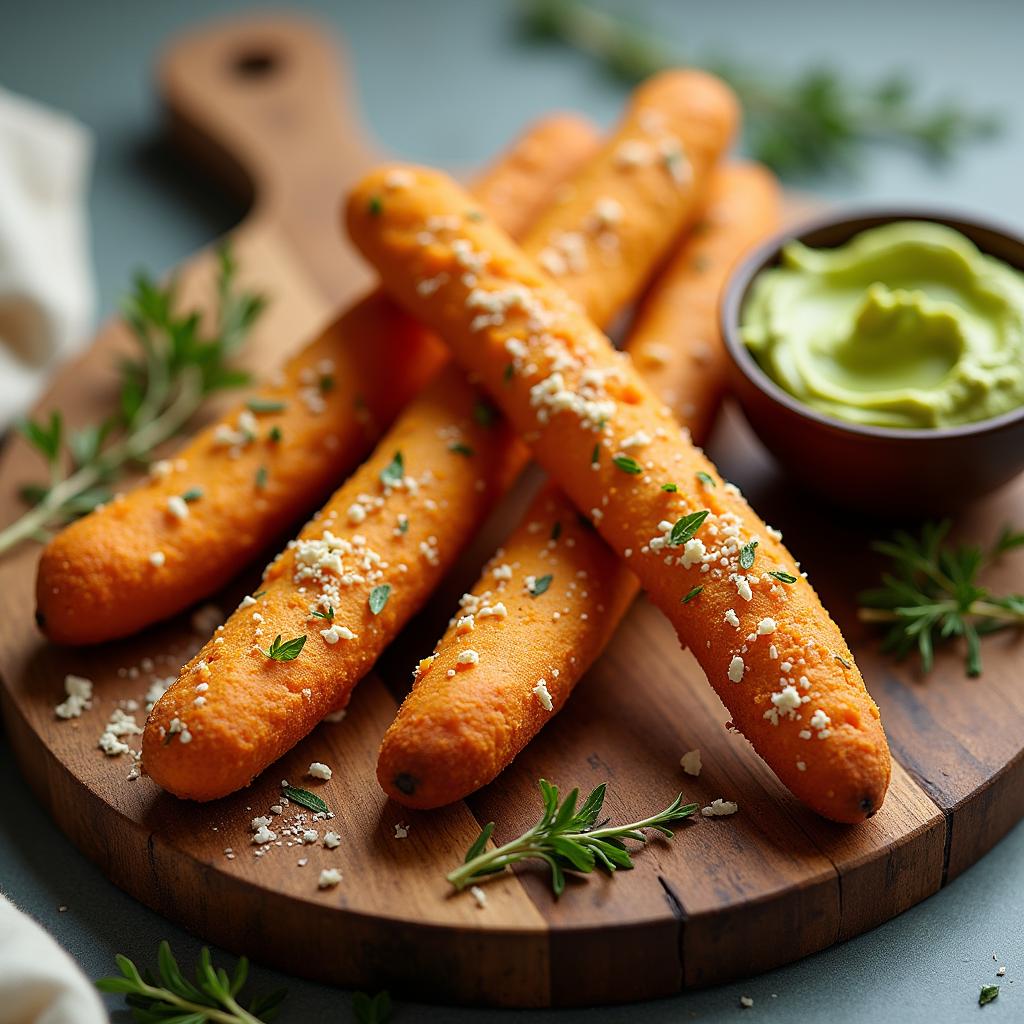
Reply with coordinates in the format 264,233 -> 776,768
1,14 -> 1023,1010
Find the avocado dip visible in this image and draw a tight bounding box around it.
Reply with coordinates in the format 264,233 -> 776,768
741,221 -> 1024,429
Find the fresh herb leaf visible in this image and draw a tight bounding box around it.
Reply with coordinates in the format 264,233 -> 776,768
661,483 -> 678,492
858,520 -> 1024,677
979,985 -> 999,1007
520,0 -> 1002,179
263,634 -> 306,662
353,989 -> 393,1024
283,785 -> 329,814
449,441 -> 475,457
739,540 -> 758,570
368,195 -> 383,217
696,471 -> 715,488
769,570 -> 798,584
255,465 -> 268,490
246,397 -> 286,413
253,590 -> 267,599
95,939 -> 287,1023
268,425 -> 283,443
670,510 -> 709,547
311,605 -> 334,620
369,584 -> 391,615
380,450 -> 404,486
1,243 -> 263,555
319,374 -> 334,394
473,400 -> 497,427
181,487 -> 203,503
551,521 -> 562,541
503,362 -> 515,382
398,516 -> 409,534
591,443 -> 600,465
529,574 -> 553,597
612,454 -> 642,475
681,585 -> 703,604
447,779 -> 697,896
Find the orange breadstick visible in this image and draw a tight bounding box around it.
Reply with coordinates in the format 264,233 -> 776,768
36,114 -> 600,645
143,71 -> 740,800
378,162 -> 781,809
348,164 -> 890,824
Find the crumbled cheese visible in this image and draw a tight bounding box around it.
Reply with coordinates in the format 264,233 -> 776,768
764,685 -> 804,726
533,679 -> 554,711
252,825 -> 277,845
680,749 -> 702,776
809,708 -> 833,739
740,995 -> 754,1009
308,761 -> 333,781
492,563 -> 513,581
620,429 -> 652,449
318,868 -> 342,888
321,623 -> 357,645
346,503 -> 367,525
148,550 -> 166,567
456,649 -> 480,667
55,674 -> 93,719
394,823 -> 410,839
757,617 -> 777,635
477,602 -> 507,619
323,831 -> 341,849
167,495 -> 189,520
456,614 -> 475,634
251,816 -> 272,831
701,799 -> 739,818
728,656 -> 745,683
302,829 -> 319,844
724,608 -> 740,629
732,574 -> 753,601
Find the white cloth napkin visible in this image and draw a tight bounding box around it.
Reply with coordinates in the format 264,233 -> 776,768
0,895 -> 107,1024
0,87 -> 94,428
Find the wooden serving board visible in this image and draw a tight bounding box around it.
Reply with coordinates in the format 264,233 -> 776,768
2,14 -> 1023,1009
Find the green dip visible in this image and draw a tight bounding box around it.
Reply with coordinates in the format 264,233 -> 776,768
741,221 -> 1024,429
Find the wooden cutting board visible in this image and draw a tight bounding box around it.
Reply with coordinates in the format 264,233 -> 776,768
1,14 -> 1022,1009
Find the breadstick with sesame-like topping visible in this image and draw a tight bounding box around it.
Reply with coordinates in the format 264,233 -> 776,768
36,114 -> 600,646
143,71 -> 740,800
377,162 -> 781,809
348,164 -> 890,824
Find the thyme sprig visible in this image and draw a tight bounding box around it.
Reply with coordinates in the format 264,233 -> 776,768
858,521 -> 1024,677
519,0 -> 1001,178
1,244 -> 264,555
448,779 -> 696,896
95,940 -> 286,1023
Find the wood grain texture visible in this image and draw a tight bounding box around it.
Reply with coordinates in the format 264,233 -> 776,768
0,14 -> 1019,1009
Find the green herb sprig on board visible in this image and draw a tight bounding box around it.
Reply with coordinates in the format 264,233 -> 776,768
1,244 -> 264,555
858,521 -> 1024,677
95,940 -> 287,1023
448,779 -> 697,896
519,0 -> 1001,178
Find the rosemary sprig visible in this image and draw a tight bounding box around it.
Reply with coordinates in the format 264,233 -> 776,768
519,0 -> 1001,178
1,244 -> 264,555
448,779 -> 697,896
95,940 -> 286,1023
858,521 -> 1024,677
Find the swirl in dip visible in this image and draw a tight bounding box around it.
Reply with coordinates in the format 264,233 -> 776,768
741,221 -> 1024,429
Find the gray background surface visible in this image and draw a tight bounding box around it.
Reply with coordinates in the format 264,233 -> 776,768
0,1 -> 1021,1020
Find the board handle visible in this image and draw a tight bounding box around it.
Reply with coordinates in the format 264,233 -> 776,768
157,15 -> 379,225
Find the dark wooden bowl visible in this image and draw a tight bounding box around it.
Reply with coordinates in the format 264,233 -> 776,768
720,209 -> 1024,518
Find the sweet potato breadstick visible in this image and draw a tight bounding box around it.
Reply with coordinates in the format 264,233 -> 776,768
348,166 -> 890,824
378,163 -> 781,809
143,71 -> 740,800
35,114 -> 600,645
630,161 -> 781,441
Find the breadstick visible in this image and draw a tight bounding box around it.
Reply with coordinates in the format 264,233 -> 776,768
143,71 -> 739,800
35,114 -> 600,645
377,163 -> 781,809
348,165 -> 890,824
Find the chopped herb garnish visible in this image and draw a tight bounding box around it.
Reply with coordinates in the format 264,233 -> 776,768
979,985 -> 999,1007
591,444 -> 600,465
380,450 -> 404,486
368,195 -> 383,217
739,540 -> 758,570
612,454 -> 643,475
529,574 -> 553,597
369,584 -> 391,615
551,521 -> 562,541
670,509 -> 710,547
681,585 -> 703,604
448,441 -> 475,457
311,606 -> 334,620
268,425 -> 283,443
577,512 -> 595,530
697,471 -> 715,488
246,397 -> 286,414
253,590 -> 267,599
661,483 -> 678,492
472,400 -> 498,427
768,570 -> 798,584
835,653 -> 852,669
319,375 -> 335,394
254,465 -> 268,490
282,785 -> 329,814
465,210 -> 484,222
262,634 -> 306,662
398,516 -> 409,534
503,362 -> 515,382
447,778 -> 697,897
181,487 -> 203,503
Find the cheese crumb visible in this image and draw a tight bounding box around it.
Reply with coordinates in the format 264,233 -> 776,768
757,617 -> 777,635
318,868 -> 342,888
456,649 -> 480,667
728,656 -> 745,683
740,995 -> 754,1009
321,623 -> 357,644
252,825 -> 277,845
394,822 -> 410,839
533,679 -> 554,711
680,749 -> 702,776
55,674 -> 93,719
701,798 -> 739,817
308,761 -> 333,781
148,550 -> 166,567
166,495 -> 189,520
323,831 -> 341,849
724,608 -> 740,629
